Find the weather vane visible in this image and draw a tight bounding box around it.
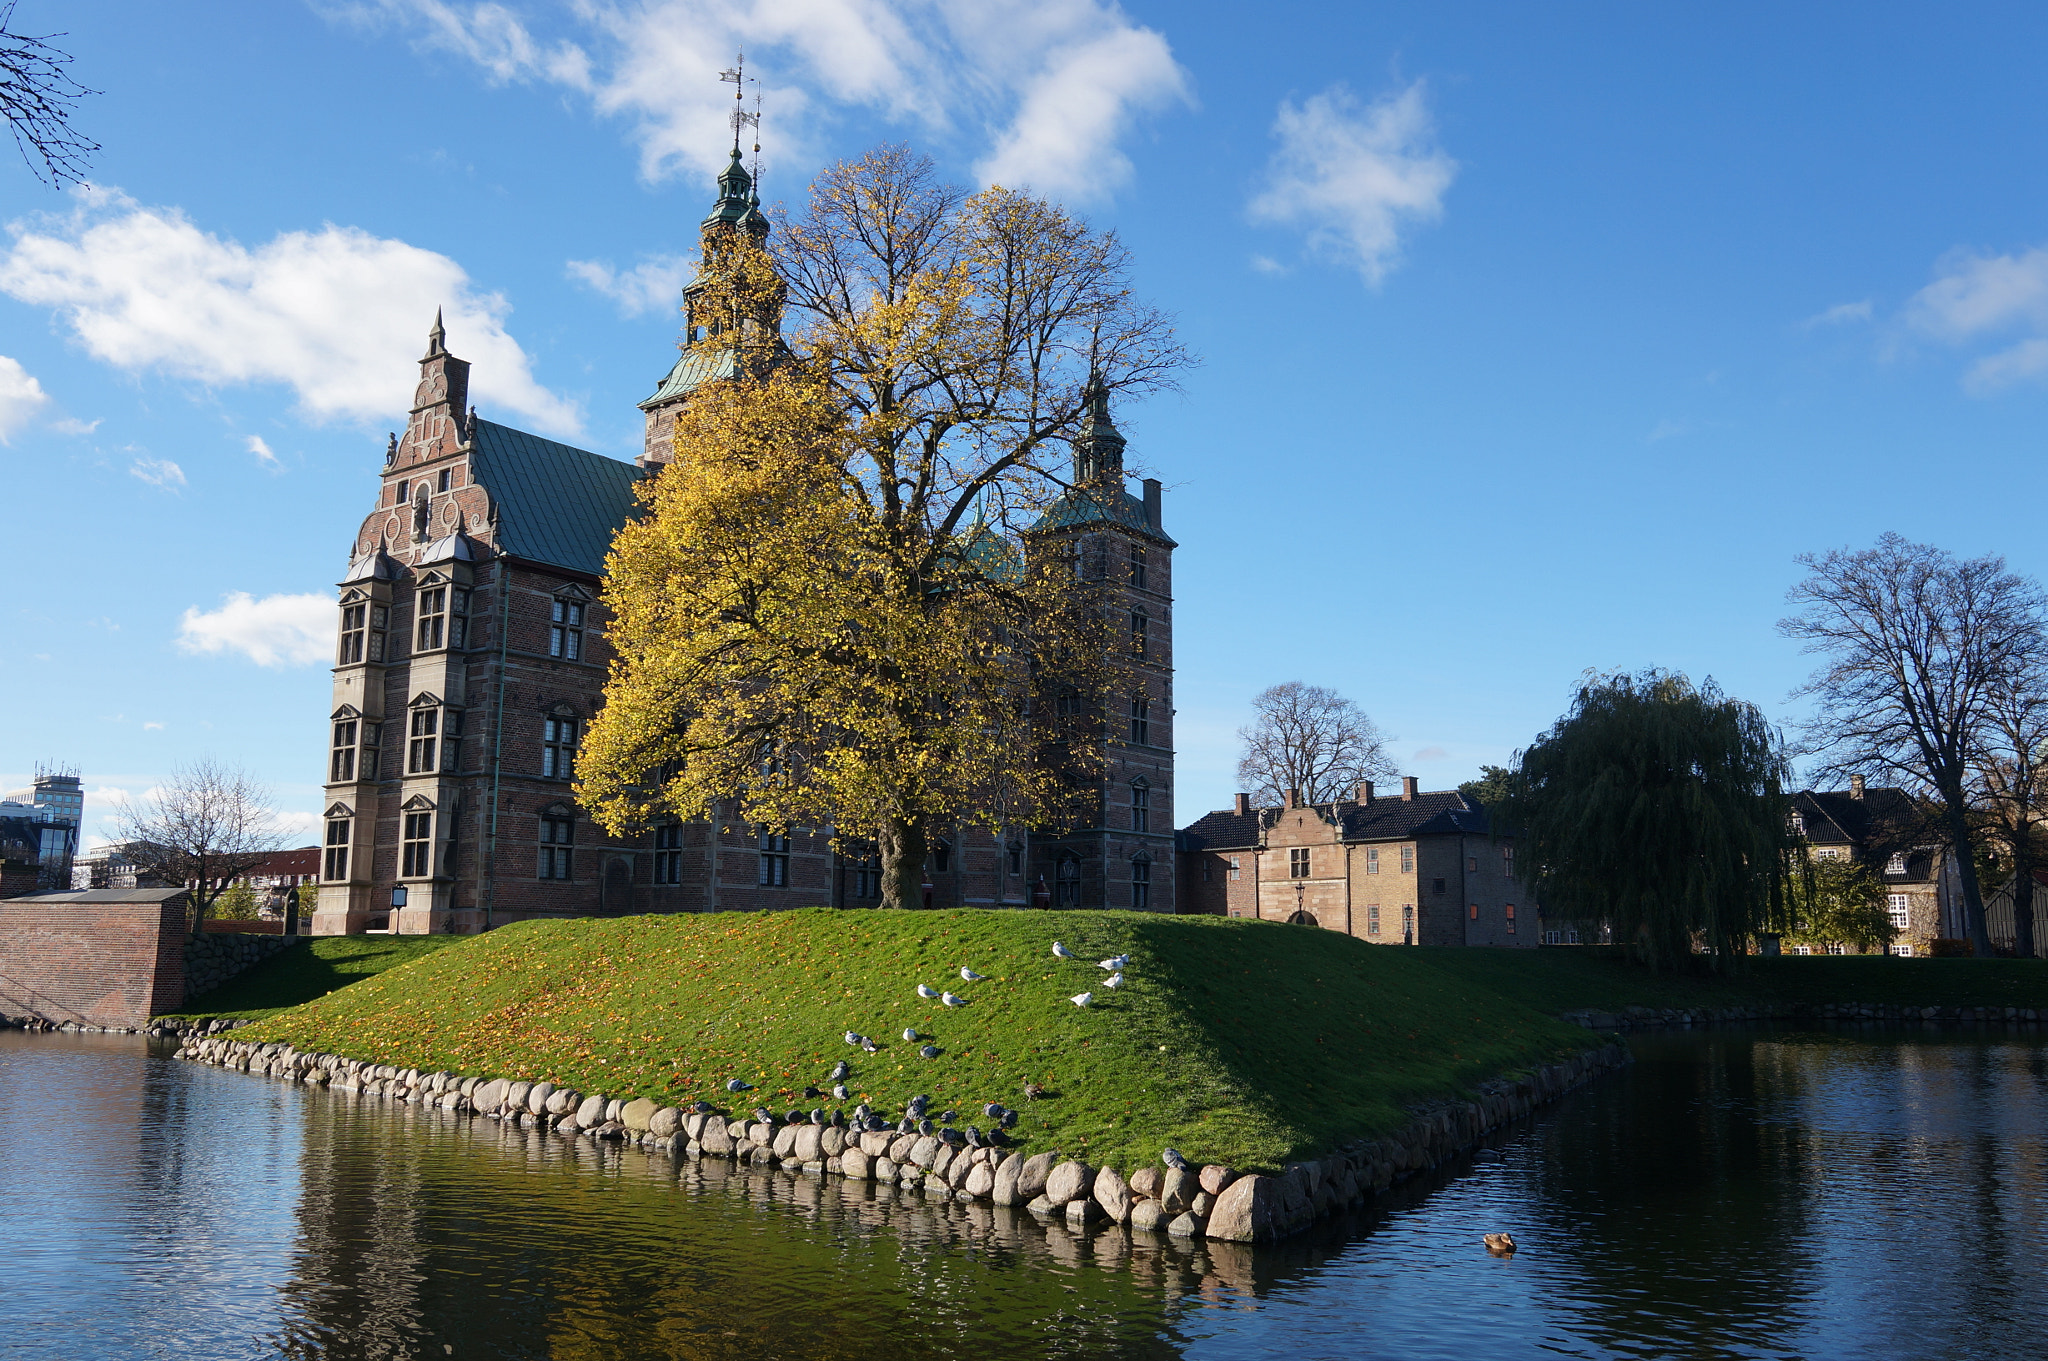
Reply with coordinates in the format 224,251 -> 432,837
720,53 -> 759,155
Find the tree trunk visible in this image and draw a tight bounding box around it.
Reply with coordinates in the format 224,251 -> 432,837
2014,848 -> 2037,960
877,815 -> 929,910
1941,797 -> 1993,957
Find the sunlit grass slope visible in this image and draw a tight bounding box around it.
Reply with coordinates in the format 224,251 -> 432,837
165,936 -> 463,1022
240,909 -> 1596,1172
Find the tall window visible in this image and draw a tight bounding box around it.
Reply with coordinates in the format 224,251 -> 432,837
1505,903 -> 1516,934
360,722 -> 380,781
1399,845 -> 1414,874
1888,894 -> 1910,930
1367,903 -> 1381,935
331,719 -> 357,782
324,818 -> 350,880
1131,857 -> 1151,909
550,599 -> 584,659
407,710 -> 438,773
1227,855 -> 1240,881
1057,855 -> 1080,907
1054,687 -> 1079,719
758,828 -> 790,887
928,839 -> 951,873
853,849 -> 880,899
1290,847 -> 1311,878
1129,608 -> 1148,657
400,812 -> 433,877
339,604 -> 366,664
1470,903 -> 1480,920
538,816 -> 574,879
543,716 -> 578,779
1008,843 -> 1024,876
1503,845 -> 1515,880
417,587 -> 447,651
653,822 -> 683,885
1131,782 -> 1151,833
1129,545 -> 1147,589
1129,696 -> 1150,745
1367,847 -> 1380,875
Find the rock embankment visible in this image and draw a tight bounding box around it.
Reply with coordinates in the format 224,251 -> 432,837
172,1034 -> 1630,1244
183,932 -> 299,998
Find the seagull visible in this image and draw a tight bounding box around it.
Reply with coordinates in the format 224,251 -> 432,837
1483,1233 -> 1516,1256
1070,992 -> 1093,1007
941,992 -> 967,1007
831,1060 -> 850,1081
919,1044 -> 941,1059
1162,1147 -> 1188,1170
1099,954 -> 1129,971
902,1028 -> 920,1042
861,1037 -> 880,1053
1103,972 -> 1123,989
726,1078 -> 754,1092
801,1085 -> 824,1099
916,983 -> 940,999
832,1084 -> 850,1101
1052,941 -> 1075,958
844,1031 -> 860,1045
960,967 -> 988,982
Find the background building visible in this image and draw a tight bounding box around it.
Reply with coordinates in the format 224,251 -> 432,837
0,766 -> 82,893
1789,777 -> 1949,955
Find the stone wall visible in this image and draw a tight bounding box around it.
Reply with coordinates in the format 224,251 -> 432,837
183,931 -> 300,1002
0,890 -> 188,1029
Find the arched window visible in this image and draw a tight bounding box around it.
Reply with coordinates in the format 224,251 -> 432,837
1287,908 -> 1318,927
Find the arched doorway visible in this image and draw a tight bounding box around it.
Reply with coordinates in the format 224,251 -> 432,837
1287,909 -> 1318,927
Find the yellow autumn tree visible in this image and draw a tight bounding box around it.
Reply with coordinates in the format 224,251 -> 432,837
578,146 -> 1188,907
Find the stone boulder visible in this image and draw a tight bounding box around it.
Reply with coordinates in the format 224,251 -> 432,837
580,1095 -> 610,1127
1198,1164 -> 1235,1196
874,1157 -> 898,1181
1204,1173 -> 1277,1242
1093,1166 -> 1132,1223
888,1133 -> 919,1163
1016,1151 -> 1057,1201
911,1135 -> 941,1169
622,1098 -> 659,1133
841,1146 -> 872,1179
1159,1167 -> 1194,1214
1044,1161 -> 1093,1208
1166,1212 -> 1204,1238
506,1081 -> 532,1112
1192,1190 -> 1215,1217
527,1082 -> 556,1114
860,1130 -> 893,1157
546,1089 -> 581,1117
992,1154 -> 1025,1206
964,1162 -> 995,1198
794,1125 -> 825,1163
773,1124 -> 800,1158
1129,1200 -> 1168,1232
699,1120 -> 735,1156
475,1079 -> 510,1114
649,1107 -> 682,1139
1129,1167 -> 1163,1200
821,1127 -> 848,1158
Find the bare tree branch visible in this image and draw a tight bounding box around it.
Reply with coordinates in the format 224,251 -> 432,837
1,2 -> 99,187
1234,681 -> 1396,805
115,759 -> 288,930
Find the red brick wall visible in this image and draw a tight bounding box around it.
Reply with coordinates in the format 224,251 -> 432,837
0,895 -> 187,1027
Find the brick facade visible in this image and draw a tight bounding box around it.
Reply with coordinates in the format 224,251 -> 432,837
0,889 -> 189,1027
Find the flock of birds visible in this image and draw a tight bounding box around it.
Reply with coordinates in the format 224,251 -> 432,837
711,939 -> 1136,1154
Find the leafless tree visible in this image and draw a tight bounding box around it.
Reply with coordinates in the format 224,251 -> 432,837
1234,681 -> 1397,806
115,759 -> 288,931
1781,533 -> 2048,956
2,2 -> 98,187
1973,667 -> 2048,959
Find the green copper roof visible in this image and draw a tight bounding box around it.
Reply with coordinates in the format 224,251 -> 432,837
639,346 -> 738,410
1029,483 -> 1176,547
470,419 -> 642,577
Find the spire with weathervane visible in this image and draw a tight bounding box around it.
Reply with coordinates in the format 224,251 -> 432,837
1072,372 -> 1127,483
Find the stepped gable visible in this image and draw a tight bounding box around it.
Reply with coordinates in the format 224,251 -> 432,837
469,419 -> 642,578
1179,790 -> 1486,851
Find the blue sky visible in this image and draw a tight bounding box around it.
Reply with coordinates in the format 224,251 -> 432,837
6,1 -> 2048,846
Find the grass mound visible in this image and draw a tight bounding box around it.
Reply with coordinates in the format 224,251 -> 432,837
165,936 -> 463,1022
239,909 -> 1595,1172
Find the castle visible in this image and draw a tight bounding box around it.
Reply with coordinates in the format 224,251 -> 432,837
312,151 -> 1176,934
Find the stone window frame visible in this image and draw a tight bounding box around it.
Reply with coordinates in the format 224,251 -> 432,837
399,804 -> 434,878
538,807 -> 576,880
1367,903 -> 1381,935
1055,853 -> 1081,907
1289,847 -> 1310,878
1130,854 -> 1152,910
758,826 -> 791,887
653,821 -> 684,885
1130,778 -> 1151,833
330,712 -> 359,783
550,595 -> 587,660
323,803 -> 353,881
542,707 -> 580,780
1129,607 -> 1149,657
1129,694 -> 1150,745
1129,544 -> 1147,589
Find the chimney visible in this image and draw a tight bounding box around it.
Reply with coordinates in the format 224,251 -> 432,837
1143,477 -> 1162,532
1400,776 -> 1419,801
1357,780 -> 1374,804
1286,787 -> 1302,809
1233,792 -> 1251,817
1850,774 -> 1866,800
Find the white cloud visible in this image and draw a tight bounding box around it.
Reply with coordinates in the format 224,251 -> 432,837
1904,245 -> 2048,393
142,721 -> 165,731
0,186 -> 581,434
1248,254 -> 1288,276
52,416 -> 99,435
129,455 -> 186,490
247,434 -> 281,468
276,809 -> 323,842
176,591 -> 336,668
1805,299 -> 1873,327
1647,418 -> 1691,443
337,1 -> 1190,202
1249,81 -> 1456,286
0,354 -> 50,442
566,253 -> 689,317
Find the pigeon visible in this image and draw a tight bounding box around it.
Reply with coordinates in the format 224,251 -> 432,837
692,1100 -> 716,1114
897,1117 -> 915,1134
1070,992 -> 1093,1008
1103,972 -> 1123,989
1099,954 -> 1129,971
852,1102 -> 871,1120
861,1037 -> 880,1053
753,1107 -> 774,1124
832,1084 -> 850,1101
902,1028 -> 920,1042
809,1108 -> 826,1126
830,1109 -> 847,1129
939,1109 -> 956,1124
941,992 -> 967,1007
998,1109 -> 1019,1129
867,1116 -> 889,1132
987,1127 -> 1010,1146
1020,1082 -> 1046,1101
960,967 -> 989,982
907,1094 -> 930,1115
1052,941 -> 1075,959
916,983 -> 940,999
844,1031 -> 861,1045
831,1060 -> 850,1081
919,1044 -> 941,1059
1162,1147 -> 1188,1170
726,1078 -> 754,1092
965,1126 -> 984,1147
940,1128 -> 965,1147
983,1102 -> 1005,1119
917,1117 -> 935,1135
802,1085 -> 825,1099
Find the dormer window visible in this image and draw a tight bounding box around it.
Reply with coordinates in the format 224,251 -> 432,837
1886,852 -> 1907,874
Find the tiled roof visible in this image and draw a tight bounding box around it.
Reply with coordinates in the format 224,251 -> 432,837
471,420 -> 643,578
1177,791 -> 1488,851
640,347 -> 736,410
1792,787 -> 1929,848
1030,482 -> 1176,547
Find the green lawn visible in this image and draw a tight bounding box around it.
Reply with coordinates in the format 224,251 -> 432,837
1411,945 -> 2048,1014
165,935 -> 464,1022
238,909 -> 1598,1173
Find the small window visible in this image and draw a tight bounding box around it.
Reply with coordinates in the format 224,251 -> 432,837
1503,845 -> 1515,878
339,604 -> 367,665
369,606 -> 388,662
1131,782 -> 1151,833
1008,842 -> 1024,876
1893,942 -> 1914,957
1227,855 -> 1240,881
400,811 -> 433,877
1289,847 -> 1310,878
1544,929 -> 1562,945
1826,943 -> 1847,956
1367,903 -> 1381,935
1791,813 -> 1806,835
1888,894 -> 1910,930
1399,846 -> 1414,874
1202,859 -> 1211,883
1886,852 -> 1907,875
653,822 -> 683,885
1129,696 -> 1150,745
1816,847 -> 1843,861
1129,545 -> 1147,589
1131,857 -> 1151,910
1366,847 -> 1379,875
928,839 -> 952,873
1468,856 -> 1478,873
758,828 -> 790,887
324,818 -> 350,881
538,816 -> 574,879
437,468 -> 451,493
543,716 -> 578,779
1469,903 -> 1479,920
393,480 -> 407,504
550,599 -> 584,660
1505,903 -> 1516,934
331,719 -> 357,782
1129,608 -> 1148,657
407,709 -> 438,774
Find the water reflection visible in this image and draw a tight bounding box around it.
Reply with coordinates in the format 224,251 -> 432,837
2,1025 -> 2044,1361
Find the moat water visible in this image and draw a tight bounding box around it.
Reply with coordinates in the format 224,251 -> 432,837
1,1025 -> 2043,1360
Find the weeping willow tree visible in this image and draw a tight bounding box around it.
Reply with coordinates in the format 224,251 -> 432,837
1498,670 -> 1799,970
